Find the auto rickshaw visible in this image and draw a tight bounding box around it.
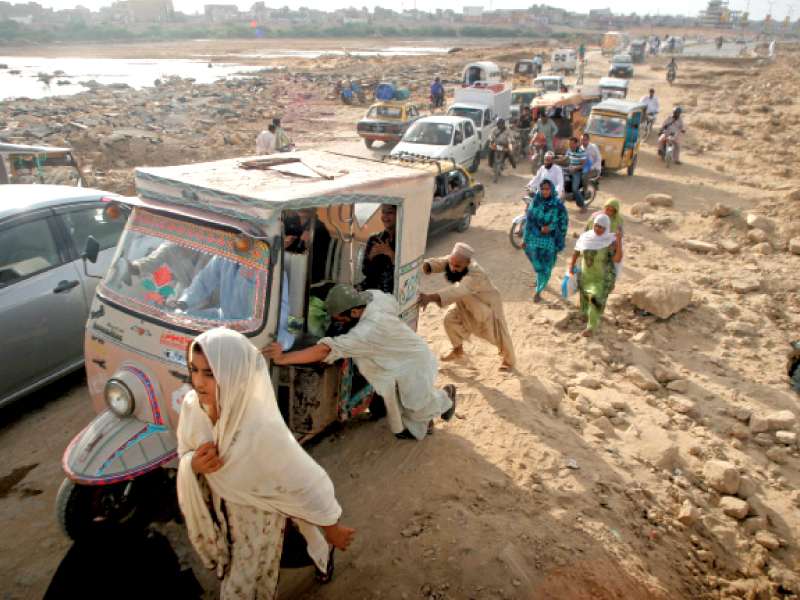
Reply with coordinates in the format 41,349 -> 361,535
512,59 -> 538,88
57,151 -> 435,539
584,99 -> 647,176
629,40 -> 647,63
0,142 -> 87,187
599,77 -> 629,100
529,86 -> 602,154
461,61 -> 503,92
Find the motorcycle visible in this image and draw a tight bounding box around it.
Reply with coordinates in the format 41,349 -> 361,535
562,170 -> 598,205
513,128 -> 530,161
642,113 -> 657,142
666,69 -> 676,86
428,93 -> 445,113
509,196 -> 530,249
490,141 -> 513,183
661,131 -> 678,167
529,132 -> 547,173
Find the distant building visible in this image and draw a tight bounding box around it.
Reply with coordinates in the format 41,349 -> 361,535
698,0 -> 740,28
463,6 -> 483,23
0,1 -> 52,24
204,3 -> 239,23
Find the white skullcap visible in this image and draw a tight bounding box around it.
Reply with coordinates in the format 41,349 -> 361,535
545,151 -> 555,158
452,242 -> 475,259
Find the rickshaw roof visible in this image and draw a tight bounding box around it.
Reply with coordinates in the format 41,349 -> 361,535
462,61 -> 499,71
599,77 -> 630,90
515,59 -> 536,65
133,150 -> 432,228
531,91 -> 582,106
591,99 -> 648,115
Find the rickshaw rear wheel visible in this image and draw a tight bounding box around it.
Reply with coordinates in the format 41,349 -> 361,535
627,156 -> 637,176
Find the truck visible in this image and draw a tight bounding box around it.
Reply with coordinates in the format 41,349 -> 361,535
601,31 -> 629,56
446,86 -> 511,157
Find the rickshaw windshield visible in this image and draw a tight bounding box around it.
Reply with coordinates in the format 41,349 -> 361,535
585,114 -> 627,138
403,121 -> 453,145
99,208 -> 271,334
4,152 -> 82,186
511,91 -> 539,105
515,62 -> 534,74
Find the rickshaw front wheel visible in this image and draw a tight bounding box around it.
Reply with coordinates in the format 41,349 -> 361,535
627,155 -> 637,176
56,472 -> 169,541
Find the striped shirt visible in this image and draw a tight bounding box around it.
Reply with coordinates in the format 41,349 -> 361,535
567,147 -> 587,173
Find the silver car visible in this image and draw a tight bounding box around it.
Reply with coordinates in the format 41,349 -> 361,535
0,185 -> 129,407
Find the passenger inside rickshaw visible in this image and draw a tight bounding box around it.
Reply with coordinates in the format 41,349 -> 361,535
465,67 -> 482,86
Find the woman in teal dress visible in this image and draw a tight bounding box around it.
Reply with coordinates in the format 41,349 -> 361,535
568,213 -> 623,337
521,179 -> 569,302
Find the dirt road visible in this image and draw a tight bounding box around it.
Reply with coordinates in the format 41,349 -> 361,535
1,41 -> 798,600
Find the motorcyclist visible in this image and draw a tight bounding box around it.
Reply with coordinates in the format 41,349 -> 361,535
639,87 -> 660,124
527,151 -> 564,195
657,107 -> 685,165
667,58 -> 677,78
518,106 -> 533,129
488,118 -> 516,169
430,76 -> 445,108
531,111 -> 558,153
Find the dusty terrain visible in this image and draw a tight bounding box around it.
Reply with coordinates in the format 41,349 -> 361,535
1,39 -> 800,600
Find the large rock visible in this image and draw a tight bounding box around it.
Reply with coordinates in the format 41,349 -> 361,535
630,274 -> 692,319
719,239 -> 741,254
521,376 -> 564,411
703,460 -> 740,495
789,238 -> 800,255
746,228 -> 769,243
766,411 -> 796,430
719,496 -> 749,520
630,202 -> 654,217
653,363 -> 681,383
546,310 -> 571,328
677,500 -> 699,525
755,531 -> 780,551
647,193 -> 674,206
638,427 -> 679,468
731,278 -> 760,294
684,240 -> 719,254
626,365 -> 660,391
751,242 -> 773,255
713,203 -> 735,217
746,214 -> 773,230
726,321 -> 757,337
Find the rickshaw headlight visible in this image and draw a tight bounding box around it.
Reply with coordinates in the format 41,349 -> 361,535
105,379 -> 135,417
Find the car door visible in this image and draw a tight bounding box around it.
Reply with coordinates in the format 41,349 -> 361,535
0,211 -> 89,405
443,169 -> 467,224
53,202 -> 127,308
460,120 -> 478,165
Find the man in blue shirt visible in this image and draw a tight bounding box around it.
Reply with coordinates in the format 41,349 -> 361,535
565,136 -> 587,213
430,76 -> 445,108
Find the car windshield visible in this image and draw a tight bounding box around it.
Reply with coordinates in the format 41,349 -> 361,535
366,105 -> 403,119
515,62 -> 535,74
403,121 -> 453,145
2,152 -> 82,186
535,79 -> 560,92
446,107 -> 482,127
100,208 -> 271,334
511,91 -> 539,105
585,114 -> 627,138
612,56 -> 632,64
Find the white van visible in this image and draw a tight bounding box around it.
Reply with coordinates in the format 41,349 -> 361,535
552,49 -> 577,75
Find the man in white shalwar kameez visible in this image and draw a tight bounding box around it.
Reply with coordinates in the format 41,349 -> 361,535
419,243 -> 516,372
263,285 -> 456,440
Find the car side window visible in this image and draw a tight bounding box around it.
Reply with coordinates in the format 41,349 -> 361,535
484,111 -> 491,126
453,126 -> 463,145
464,122 -> 475,138
60,205 -> 126,254
0,218 -> 62,286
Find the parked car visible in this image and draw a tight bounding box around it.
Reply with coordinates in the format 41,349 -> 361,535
390,116 -> 482,173
1,143 -> 87,187
387,155 -> 484,235
356,102 -> 422,148
608,55 -> 634,78
0,185 -> 129,408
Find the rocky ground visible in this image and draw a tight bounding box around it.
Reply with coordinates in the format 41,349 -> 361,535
1,39 -> 799,600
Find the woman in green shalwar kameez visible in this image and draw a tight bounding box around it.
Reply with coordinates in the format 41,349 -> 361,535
568,213 -> 623,337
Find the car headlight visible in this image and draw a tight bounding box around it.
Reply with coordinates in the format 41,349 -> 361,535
105,379 -> 135,417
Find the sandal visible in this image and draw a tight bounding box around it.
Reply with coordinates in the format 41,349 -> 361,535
441,385 -> 457,421
316,547 -> 335,584
395,429 -> 416,440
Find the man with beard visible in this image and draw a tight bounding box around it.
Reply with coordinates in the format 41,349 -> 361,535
418,243 -> 516,372
527,151 -> 564,195
262,285 -> 456,440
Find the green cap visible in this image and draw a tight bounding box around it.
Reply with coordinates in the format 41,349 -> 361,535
324,285 -> 372,315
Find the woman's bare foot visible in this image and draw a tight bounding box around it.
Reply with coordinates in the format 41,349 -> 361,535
440,347 -> 464,362
499,361 -> 512,372
581,329 -> 593,337
533,292 -> 542,303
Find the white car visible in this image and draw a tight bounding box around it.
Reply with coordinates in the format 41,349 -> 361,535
390,116 -> 482,173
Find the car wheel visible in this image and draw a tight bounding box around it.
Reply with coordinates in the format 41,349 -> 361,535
469,153 -> 480,174
364,138 -> 374,149
627,155 -> 637,176
457,205 -> 473,232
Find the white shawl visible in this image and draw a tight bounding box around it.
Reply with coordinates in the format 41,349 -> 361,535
176,328 -> 341,576
575,213 -> 617,252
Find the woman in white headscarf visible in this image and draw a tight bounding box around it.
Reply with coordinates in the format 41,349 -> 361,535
567,213 -> 623,337
177,327 -> 354,598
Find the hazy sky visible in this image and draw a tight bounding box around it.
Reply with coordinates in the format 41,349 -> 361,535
37,0 -> 789,21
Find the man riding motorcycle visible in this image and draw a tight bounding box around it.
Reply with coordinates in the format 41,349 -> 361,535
430,76 -> 445,108
518,106 -> 533,130
667,58 -> 677,79
527,151 -> 564,194
488,118 -> 516,169
657,107 -> 685,165
531,111 -> 558,154
639,87 -> 660,123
